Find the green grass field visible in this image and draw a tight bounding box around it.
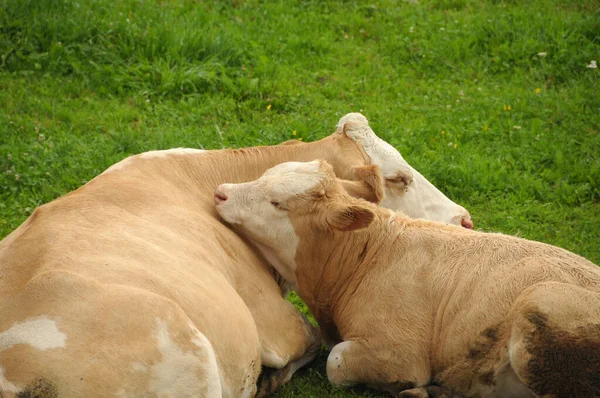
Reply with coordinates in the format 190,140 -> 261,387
1,0 -> 599,396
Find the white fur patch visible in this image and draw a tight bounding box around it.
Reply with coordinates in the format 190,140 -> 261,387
0,316 -> 67,352
0,316 -> 67,394
336,113 -> 412,181
380,167 -> 468,225
187,321 -> 223,397
149,318 -> 221,397
336,114 -> 469,226
216,161 -> 319,287
326,341 -> 356,387
261,348 -> 290,369
262,160 -> 321,177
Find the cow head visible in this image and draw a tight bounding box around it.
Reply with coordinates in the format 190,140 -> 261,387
316,113 -> 473,229
214,160 -> 381,285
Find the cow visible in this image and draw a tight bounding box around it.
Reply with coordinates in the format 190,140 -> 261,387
0,113 -> 471,398
214,159 -> 600,398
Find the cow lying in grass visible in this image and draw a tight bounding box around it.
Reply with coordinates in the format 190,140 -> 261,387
215,160 -> 600,398
0,114 -> 473,398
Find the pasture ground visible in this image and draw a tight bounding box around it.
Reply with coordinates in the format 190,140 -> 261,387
1,0 -> 599,396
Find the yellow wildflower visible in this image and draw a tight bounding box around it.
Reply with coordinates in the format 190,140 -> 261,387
298,137 -> 303,141
453,143 -> 457,149
441,130 -> 445,135
535,88 -> 541,94
503,105 -> 511,111
292,130 -> 297,136
267,104 -> 272,110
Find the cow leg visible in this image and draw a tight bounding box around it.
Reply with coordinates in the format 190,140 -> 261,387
326,340 -> 431,395
506,282 -> 600,398
254,334 -> 320,398
245,291 -> 321,396
0,271 -> 233,398
0,270 -> 267,398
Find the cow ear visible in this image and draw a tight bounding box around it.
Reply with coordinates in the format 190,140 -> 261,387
327,204 -> 375,232
339,165 -> 385,204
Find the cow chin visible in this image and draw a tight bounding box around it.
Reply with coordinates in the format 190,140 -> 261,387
215,202 -> 243,225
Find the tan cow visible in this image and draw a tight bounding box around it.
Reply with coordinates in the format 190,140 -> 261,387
0,114 -> 471,398
215,160 -> 600,398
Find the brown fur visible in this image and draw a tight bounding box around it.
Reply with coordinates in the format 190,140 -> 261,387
238,163 -> 600,397
0,133 -> 382,397
525,311 -> 600,398
341,165 -> 385,203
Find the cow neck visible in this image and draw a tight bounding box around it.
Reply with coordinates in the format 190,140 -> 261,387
294,210 -> 401,340
190,139 -> 337,193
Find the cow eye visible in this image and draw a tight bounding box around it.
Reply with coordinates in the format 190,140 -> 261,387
270,201 -> 287,211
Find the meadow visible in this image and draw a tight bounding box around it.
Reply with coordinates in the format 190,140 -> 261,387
1,0 -> 599,396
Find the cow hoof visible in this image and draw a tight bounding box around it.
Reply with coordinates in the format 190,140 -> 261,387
255,365 -> 292,398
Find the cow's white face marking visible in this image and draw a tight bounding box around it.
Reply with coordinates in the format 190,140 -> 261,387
380,168 -> 472,227
149,318 -> 221,397
0,316 -> 67,394
215,161 -> 322,285
336,113 -> 472,228
337,113 -> 413,183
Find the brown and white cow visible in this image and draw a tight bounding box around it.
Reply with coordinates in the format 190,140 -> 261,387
0,114 -> 471,397
215,160 -> 600,398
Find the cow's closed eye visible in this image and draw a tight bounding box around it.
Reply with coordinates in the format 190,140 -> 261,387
271,201 -> 286,210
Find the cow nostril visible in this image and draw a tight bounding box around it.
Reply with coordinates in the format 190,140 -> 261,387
461,217 -> 474,229
215,187 -> 228,204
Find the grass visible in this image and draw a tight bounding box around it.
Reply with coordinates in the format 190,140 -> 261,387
1,0 -> 599,396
